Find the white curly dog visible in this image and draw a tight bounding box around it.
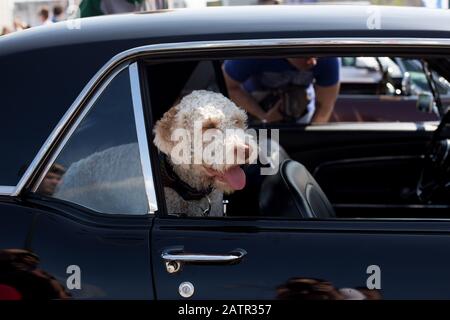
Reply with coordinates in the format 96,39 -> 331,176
51,90 -> 253,217
153,90 -> 254,217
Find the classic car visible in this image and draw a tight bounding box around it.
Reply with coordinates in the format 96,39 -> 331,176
333,56 -> 450,122
1,5 -> 450,300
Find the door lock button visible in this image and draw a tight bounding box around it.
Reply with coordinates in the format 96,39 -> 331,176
179,281 -> 194,298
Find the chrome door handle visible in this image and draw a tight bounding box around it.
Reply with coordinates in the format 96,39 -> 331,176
161,247 -> 246,273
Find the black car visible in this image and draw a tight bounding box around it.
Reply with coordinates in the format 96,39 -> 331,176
1,5 -> 450,300
334,56 -> 450,122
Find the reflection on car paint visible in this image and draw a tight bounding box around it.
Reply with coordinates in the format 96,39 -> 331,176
0,249 -> 71,300
276,277 -> 382,300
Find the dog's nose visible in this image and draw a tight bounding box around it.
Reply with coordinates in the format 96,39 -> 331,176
234,144 -> 251,163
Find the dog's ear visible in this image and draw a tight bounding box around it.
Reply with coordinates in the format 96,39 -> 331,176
153,106 -> 178,155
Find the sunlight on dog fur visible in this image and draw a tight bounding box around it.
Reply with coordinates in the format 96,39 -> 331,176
154,90 -> 254,217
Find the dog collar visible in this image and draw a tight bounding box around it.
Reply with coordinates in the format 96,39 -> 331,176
159,154 -> 213,201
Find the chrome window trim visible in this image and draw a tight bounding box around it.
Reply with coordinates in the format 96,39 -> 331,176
305,122 -> 439,132
0,186 -> 15,196
3,36 -> 450,196
333,203 -> 450,209
31,63 -> 130,193
129,62 -> 158,213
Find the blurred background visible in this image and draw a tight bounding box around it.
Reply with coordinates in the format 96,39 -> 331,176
1,0 -> 448,35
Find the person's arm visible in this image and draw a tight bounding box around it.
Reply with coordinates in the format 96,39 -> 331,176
312,83 -> 340,123
312,57 -> 341,123
222,67 -> 267,120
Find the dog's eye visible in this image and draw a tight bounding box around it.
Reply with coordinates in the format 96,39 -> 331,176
232,118 -> 245,127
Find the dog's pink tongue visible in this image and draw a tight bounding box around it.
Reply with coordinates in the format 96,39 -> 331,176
222,166 -> 246,190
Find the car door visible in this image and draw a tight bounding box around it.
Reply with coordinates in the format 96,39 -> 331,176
22,63 -> 157,299
145,57 -> 450,299
151,216 -> 450,300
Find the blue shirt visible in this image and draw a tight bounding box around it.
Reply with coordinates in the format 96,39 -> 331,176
223,57 -> 340,123
223,57 -> 340,93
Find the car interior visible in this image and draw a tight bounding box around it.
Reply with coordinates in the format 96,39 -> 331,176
143,54 -> 450,220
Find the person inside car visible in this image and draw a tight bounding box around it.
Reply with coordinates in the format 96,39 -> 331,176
223,57 -> 340,124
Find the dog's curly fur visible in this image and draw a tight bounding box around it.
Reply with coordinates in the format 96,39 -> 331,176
153,90 -> 251,217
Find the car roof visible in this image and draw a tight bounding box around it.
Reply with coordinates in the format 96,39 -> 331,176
1,5 -> 449,189
1,5 -> 450,55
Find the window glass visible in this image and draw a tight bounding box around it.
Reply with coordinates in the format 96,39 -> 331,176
36,68 -> 149,215
181,60 -> 220,95
334,57 -> 445,122
221,56 -> 445,124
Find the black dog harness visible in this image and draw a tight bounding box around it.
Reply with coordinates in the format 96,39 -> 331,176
159,154 -> 213,202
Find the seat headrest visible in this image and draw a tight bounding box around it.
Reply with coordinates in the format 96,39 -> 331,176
260,160 -> 335,219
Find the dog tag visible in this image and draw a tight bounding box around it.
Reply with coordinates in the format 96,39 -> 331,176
223,199 -> 229,215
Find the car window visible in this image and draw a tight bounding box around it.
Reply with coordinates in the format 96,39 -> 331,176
400,59 -> 450,100
334,57 -> 447,123
35,67 -> 149,215
220,56 -> 444,124
145,56 -> 449,221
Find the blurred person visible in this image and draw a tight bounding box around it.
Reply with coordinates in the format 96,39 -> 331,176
0,249 -> 71,300
79,0 -> 147,17
52,5 -> 65,23
276,277 -> 379,300
355,287 -> 383,300
258,0 -> 280,4
38,7 -> 53,26
36,164 -> 65,197
1,26 -> 13,36
276,277 -> 346,300
13,18 -> 30,31
223,57 -> 340,124
285,0 -> 319,3
338,288 -> 367,300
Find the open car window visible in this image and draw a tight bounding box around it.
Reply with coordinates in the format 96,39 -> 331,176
144,53 -> 450,222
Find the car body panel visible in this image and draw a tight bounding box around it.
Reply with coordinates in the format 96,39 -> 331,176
0,198 -> 155,299
152,217 -> 450,299
0,199 -> 35,250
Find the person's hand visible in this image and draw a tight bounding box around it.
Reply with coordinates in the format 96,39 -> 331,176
261,100 -> 283,123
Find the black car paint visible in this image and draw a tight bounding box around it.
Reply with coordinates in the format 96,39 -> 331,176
5,195 -> 450,299
1,6 -> 450,299
0,197 -> 155,299
152,217 -> 450,299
